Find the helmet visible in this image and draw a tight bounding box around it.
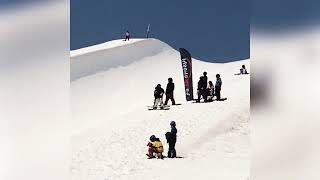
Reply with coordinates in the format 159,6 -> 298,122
216,74 -> 220,78
168,78 -> 173,82
203,71 -> 207,76
157,84 -> 161,87
170,121 -> 176,126
150,135 -> 156,141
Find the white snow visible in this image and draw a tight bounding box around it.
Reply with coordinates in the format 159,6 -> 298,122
70,38 -> 250,180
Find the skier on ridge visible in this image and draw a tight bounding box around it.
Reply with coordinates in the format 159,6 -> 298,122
124,30 -> 130,41
153,84 -> 164,109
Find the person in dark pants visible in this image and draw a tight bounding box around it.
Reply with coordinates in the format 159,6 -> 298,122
124,31 -> 130,41
203,71 -> 208,89
197,76 -> 206,102
164,78 -> 175,105
215,74 -> 222,100
240,65 -> 248,74
165,121 -> 177,158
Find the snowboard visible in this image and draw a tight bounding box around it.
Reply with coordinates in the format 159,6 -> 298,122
148,107 -> 170,111
192,97 -> 227,103
147,104 -> 181,108
215,98 -> 228,101
146,154 -> 165,159
234,73 -> 250,75
146,154 -> 183,159
147,105 -> 170,108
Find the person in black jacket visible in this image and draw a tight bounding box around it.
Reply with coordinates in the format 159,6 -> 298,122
203,71 -> 208,89
164,78 -> 175,105
165,121 -> 177,158
196,76 -> 206,102
153,84 -> 164,109
215,74 -> 222,100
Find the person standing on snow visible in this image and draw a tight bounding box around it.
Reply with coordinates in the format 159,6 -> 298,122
153,84 -> 164,109
164,78 -> 175,106
196,76 -> 206,102
165,121 -> 177,158
124,30 -> 130,41
215,74 -> 222,101
202,71 -> 208,89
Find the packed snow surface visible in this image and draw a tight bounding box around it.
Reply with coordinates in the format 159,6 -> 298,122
70,38 -> 250,180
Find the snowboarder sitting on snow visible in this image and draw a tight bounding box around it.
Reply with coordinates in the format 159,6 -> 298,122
124,30 -> 130,41
215,74 -> 222,101
196,76 -> 207,102
153,84 -> 164,109
147,135 -> 164,159
164,78 -> 175,106
165,121 -> 177,158
240,65 -> 248,74
206,81 -> 214,102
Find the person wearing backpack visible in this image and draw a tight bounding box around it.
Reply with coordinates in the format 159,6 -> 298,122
165,121 -> 177,158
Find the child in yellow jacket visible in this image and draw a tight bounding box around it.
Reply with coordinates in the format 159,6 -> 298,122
147,135 -> 164,159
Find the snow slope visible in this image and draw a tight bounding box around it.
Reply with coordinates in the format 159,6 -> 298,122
70,38 -> 250,180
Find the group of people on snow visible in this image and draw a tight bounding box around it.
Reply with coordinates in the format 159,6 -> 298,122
197,72 -> 223,102
148,65 -> 249,159
153,78 -> 176,109
147,121 -> 178,159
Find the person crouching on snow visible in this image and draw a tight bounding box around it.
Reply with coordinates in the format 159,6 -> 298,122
206,81 -> 214,102
147,135 -> 164,159
153,84 -> 164,109
240,65 -> 248,74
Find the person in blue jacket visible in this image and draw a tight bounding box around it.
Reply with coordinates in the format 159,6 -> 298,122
215,74 -> 222,101
165,121 -> 177,158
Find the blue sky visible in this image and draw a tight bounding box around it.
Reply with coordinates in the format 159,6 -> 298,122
71,0 -> 250,62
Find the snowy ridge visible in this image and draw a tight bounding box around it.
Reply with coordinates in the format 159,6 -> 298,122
70,38 -> 250,180
70,39 -> 172,81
